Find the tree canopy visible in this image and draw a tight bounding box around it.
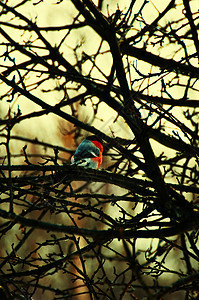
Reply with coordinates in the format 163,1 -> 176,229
0,0 -> 199,299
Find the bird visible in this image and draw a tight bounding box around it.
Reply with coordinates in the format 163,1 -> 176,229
71,135 -> 103,169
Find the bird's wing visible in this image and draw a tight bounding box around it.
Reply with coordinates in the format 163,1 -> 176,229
73,140 -> 100,162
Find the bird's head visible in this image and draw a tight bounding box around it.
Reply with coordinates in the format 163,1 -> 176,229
86,135 -> 103,152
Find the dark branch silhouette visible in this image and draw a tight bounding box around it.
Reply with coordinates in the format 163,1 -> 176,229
0,0 -> 198,299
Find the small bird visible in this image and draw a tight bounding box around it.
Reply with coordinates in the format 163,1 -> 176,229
71,135 -> 103,169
